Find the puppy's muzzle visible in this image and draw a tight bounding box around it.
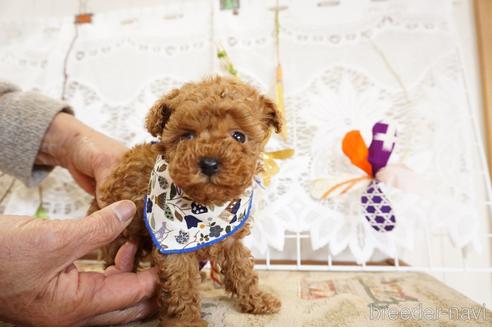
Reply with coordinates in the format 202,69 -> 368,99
199,157 -> 220,176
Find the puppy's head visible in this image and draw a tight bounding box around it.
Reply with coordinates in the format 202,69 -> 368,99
146,76 -> 282,205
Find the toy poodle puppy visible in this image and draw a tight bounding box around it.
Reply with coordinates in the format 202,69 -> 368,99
88,76 -> 282,326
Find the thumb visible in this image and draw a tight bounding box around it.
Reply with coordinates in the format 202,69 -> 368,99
64,200 -> 136,262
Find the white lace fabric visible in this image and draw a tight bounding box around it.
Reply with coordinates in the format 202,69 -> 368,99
0,0 -> 485,264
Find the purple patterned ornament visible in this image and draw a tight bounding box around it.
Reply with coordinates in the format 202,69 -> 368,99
368,121 -> 397,175
361,180 -> 396,232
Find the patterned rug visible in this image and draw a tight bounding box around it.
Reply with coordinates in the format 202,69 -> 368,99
3,261 -> 491,326
133,270 -> 492,326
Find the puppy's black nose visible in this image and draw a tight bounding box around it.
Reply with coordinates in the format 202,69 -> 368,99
199,157 -> 220,176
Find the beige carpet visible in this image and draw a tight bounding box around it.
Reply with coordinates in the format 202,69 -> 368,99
134,269 -> 491,326
191,270 -> 491,326
3,261 -> 492,326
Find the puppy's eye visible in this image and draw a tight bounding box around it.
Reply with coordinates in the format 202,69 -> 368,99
180,132 -> 194,141
232,131 -> 246,143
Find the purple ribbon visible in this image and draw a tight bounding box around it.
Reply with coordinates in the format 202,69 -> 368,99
368,121 -> 397,175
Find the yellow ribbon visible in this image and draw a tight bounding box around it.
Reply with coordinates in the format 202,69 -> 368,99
273,0 -> 288,141
275,64 -> 288,141
260,148 -> 295,187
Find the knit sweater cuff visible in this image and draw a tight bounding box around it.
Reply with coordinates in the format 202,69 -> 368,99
0,82 -> 74,187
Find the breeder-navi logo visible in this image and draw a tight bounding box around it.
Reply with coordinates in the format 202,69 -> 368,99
369,303 -> 488,322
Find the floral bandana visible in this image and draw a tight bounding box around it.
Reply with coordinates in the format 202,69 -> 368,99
144,155 -> 253,254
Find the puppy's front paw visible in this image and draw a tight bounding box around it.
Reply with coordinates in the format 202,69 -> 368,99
238,291 -> 282,314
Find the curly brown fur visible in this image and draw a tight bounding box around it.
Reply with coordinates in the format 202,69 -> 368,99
90,76 -> 282,326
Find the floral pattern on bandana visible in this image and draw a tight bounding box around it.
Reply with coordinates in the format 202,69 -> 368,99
144,155 -> 253,254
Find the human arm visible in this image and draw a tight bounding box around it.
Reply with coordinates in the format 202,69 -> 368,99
0,82 -> 73,186
0,81 -> 127,204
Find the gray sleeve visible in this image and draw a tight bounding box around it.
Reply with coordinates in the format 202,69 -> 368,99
0,81 -> 74,187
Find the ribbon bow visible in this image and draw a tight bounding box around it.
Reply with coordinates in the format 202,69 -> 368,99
316,121 -> 399,233
260,148 -> 295,187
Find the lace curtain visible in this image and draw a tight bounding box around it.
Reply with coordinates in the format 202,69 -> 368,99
0,0 -> 486,264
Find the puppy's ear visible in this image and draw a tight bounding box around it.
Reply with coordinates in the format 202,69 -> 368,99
260,96 -> 283,134
145,89 -> 179,137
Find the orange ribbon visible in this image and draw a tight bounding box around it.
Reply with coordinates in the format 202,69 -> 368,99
320,175 -> 371,200
317,130 -> 373,200
342,130 -> 373,177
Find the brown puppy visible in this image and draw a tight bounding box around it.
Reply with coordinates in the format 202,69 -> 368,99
90,76 -> 282,326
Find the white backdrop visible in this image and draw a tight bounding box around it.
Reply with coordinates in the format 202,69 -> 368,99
0,0 -> 490,306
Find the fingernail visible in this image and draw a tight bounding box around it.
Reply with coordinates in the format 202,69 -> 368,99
112,201 -> 136,222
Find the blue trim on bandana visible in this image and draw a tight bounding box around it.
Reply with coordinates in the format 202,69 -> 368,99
143,191 -> 253,255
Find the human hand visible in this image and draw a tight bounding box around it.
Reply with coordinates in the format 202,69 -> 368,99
36,112 -> 128,206
0,200 -> 158,326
